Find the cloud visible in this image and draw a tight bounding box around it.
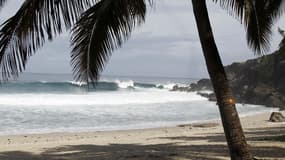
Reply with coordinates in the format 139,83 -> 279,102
1,0 -> 285,78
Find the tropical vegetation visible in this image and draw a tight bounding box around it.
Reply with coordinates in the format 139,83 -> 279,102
0,0 -> 283,159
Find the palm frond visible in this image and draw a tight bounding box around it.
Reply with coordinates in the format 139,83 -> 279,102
0,0 -> 95,80
0,0 -> 7,11
278,27 -> 285,49
71,0 -> 147,84
214,0 -> 284,54
213,0 -> 245,19
244,0 -> 283,54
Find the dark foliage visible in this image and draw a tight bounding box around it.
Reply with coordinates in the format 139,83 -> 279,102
0,0 -> 95,80
71,0 -> 146,83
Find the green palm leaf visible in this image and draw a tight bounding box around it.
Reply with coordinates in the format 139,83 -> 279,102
71,0 -> 147,84
0,0 -> 95,80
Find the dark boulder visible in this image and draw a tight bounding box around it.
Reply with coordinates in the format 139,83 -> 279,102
170,85 -> 191,92
226,51 -> 285,110
171,85 -> 180,91
197,79 -> 213,90
206,50 -> 285,110
269,112 -> 285,122
189,83 -> 198,91
187,79 -> 213,92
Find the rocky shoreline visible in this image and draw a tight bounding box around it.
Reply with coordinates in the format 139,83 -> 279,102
171,49 -> 285,110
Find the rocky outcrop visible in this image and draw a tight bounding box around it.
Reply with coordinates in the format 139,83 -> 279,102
225,50 -> 285,110
171,79 -> 212,92
171,48 -> 285,110
171,85 -> 191,92
195,79 -> 213,91
170,79 -> 217,101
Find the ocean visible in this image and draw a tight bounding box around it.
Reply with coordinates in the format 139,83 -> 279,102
0,73 -> 276,135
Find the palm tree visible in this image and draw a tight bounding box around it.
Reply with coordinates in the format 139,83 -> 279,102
192,0 -> 283,159
192,1 -> 251,159
0,0 -> 283,159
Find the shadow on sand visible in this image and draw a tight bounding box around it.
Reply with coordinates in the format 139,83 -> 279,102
0,126 -> 284,160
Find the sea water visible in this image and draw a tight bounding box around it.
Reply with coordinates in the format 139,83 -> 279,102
0,73 -> 276,135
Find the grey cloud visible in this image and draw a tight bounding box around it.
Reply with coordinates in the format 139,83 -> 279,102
1,0 -> 285,78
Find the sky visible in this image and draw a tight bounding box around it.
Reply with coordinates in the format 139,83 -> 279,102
0,0 -> 285,79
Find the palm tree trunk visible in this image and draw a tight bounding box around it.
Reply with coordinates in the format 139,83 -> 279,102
192,0 -> 253,159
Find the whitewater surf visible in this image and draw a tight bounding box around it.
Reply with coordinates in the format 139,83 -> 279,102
0,75 -> 276,135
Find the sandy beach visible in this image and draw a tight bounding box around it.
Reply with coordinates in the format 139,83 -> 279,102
0,111 -> 284,160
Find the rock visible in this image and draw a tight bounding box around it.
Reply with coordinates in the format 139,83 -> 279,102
171,85 -> 179,91
269,112 -> 285,122
192,123 -> 219,128
189,83 -> 198,91
178,123 -> 219,128
208,93 -> 217,101
227,50 -> 285,110
170,85 -> 191,92
197,79 -> 213,90
170,47 -> 285,110
253,84 -> 275,97
188,79 -> 213,92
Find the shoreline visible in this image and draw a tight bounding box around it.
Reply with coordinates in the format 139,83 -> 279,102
0,108 -> 277,137
0,111 -> 284,160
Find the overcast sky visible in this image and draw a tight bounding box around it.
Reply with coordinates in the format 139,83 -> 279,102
1,0 -> 285,78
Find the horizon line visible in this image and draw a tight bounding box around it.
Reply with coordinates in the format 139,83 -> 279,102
20,72 -> 206,80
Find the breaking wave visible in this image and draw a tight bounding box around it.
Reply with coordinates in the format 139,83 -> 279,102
0,80 -> 185,94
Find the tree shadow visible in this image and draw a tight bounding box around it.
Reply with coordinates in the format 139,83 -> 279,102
156,126 -> 285,159
159,126 -> 285,142
0,143 -> 228,160
0,126 -> 284,160
244,126 -> 285,142
0,151 -> 41,160
0,142 -> 284,160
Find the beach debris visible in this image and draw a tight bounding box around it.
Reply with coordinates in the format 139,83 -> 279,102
178,123 -> 219,128
269,112 -> 285,122
7,138 -> 11,144
177,124 -> 191,128
192,123 -> 219,128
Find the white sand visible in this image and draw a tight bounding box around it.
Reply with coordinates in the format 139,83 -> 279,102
0,111 -> 284,160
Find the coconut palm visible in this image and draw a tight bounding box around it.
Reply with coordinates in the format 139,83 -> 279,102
192,0 -> 283,159
0,0 -> 283,159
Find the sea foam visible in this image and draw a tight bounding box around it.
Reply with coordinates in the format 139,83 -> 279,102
0,78 -> 277,135
0,90 -> 205,107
